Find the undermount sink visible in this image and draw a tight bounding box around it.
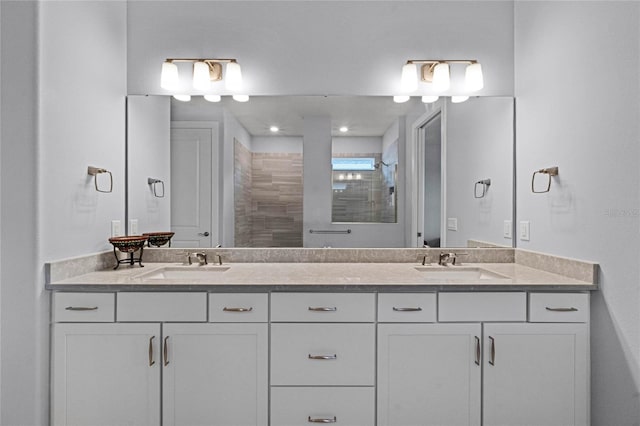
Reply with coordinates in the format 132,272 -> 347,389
414,266 -> 510,281
138,265 -> 230,280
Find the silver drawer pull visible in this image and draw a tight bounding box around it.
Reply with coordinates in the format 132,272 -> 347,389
308,306 -> 337,312
308,416 -> 337,423
308,354 -> 337,360
223,307 -> 253,312
545,307 -> 578,312
392,307 -> 423,312
65,306 -> 98,311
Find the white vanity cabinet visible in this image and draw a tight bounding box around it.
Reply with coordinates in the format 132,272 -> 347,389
378,292 -> 590,426
51,292 -> 268,426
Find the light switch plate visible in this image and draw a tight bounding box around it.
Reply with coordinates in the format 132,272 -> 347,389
503,220 -> 512,239
519,221 -> 530,241
111,220 -> 122,237
129,219 -> 139,236
447,218 -> 458,231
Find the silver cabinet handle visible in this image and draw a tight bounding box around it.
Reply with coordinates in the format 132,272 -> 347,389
308,354 -> 337,360
308,306 -> 337,312
475,336 -> 480,366
198,232 -> 210,237
545,307 -> 578,312
392,307 -> 423,312
149,336 -> 156,366
488,336 -> 495,366
223,307 -> 253,312
308,416 -> 337,423
65,306 -> 98,311
163,336 -> 169,366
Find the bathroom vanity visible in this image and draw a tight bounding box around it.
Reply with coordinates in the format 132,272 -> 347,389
46,248 -> 597,426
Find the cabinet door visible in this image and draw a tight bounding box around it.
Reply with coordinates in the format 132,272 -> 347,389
51,323 -> 161,426
162,323 -> 268,426
377,323 -> 482,426
483,323 -> 589,426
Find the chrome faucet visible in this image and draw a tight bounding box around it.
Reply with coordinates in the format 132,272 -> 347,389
213,254 -> 223,266
187,252 -> 208,265
438,252 -> 468,266
417,254 -> 430,265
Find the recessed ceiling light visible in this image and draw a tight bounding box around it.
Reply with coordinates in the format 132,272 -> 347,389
339,126 -> 349,133
270,126 -> 279,132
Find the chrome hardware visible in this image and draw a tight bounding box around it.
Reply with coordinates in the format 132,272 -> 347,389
223,307 -> 253,312
532,166 -> 559,193
213,254 -> 223,265
488,336 -> 495,366
392,307 -> 422,312
545,307 -> 578,312
474,336 -> 480,366
147,178 -> 165,198
163,336 -> 169,366
438,252 -> 468,265
474,178 -> 491,198
187,252 -> 208,265
308,416 -> 337,423
309,229 -> 351,234
87,166 -> 113,193
198,231 -> 210,237
308,306 -> 338,312
149,336 -> 156,366
418,254 -> 429,265
65,306 -> 98,311
308,354 -> 337,360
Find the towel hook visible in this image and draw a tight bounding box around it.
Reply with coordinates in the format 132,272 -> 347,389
87,166 -> 113,193
532,167 -> 559,193
147,178 -> 165,198
474,178 -> 491,198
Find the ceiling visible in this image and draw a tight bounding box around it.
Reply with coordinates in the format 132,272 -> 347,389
173,96 -> 424,137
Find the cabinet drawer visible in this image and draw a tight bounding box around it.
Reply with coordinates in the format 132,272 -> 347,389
271,292 -> 375,322
208,293 -> 268,322
52,293 -> 115,322
117,292 -> 207,322
439,292 -> 526,322
378,293 -> 437,322
271,387 -> 374,426
529,293 -> 589,323
271,323 -> 375,385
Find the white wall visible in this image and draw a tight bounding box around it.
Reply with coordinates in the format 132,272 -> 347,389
515,2 -> 640,422
1,2 -> 41,424
332,136 -> 382,154
252,136 -> 302,153
445,97 -> 513,247
39,1 -> 127,260
127,95 -> 171,234
127,1 -> 514,97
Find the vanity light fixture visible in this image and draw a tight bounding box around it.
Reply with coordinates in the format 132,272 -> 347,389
451,95 -> 470,103
204,94 -> 221,103
421,95 -> 439,103
160,58 -> 246,100
393,95 -> 410,104
232,94 -> 250,102
173,94 -> 191,102
399,59 -> 484,95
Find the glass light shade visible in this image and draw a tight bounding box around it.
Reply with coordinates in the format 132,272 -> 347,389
173,94 -> 191,102
432,63 -> 450,92
160,61 -> 179,90
193,62 -> 211,90
465,63 -> 484,92
451,95 -> 469,103
232,94 -> 250,102
393,95 -> 410,103
226,62 -> 243,91
400,62 -> 418,93
421,95 -> 439,103
204,94 -> 221,103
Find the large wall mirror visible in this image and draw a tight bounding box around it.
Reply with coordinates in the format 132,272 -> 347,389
127,95 -> 514,249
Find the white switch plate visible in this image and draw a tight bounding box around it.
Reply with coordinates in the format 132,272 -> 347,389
447,218 -> 458,231
111,220 -> 122,237
519,221 -> 530,241
129,219 -> 139,235
503,220 -> 512,239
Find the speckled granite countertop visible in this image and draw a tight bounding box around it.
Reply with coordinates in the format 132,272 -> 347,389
46,261 -> 597,292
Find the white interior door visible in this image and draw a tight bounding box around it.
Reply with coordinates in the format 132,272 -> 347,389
170,124 -> 219,247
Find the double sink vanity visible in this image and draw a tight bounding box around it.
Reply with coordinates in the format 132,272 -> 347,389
46,247 -> 597,426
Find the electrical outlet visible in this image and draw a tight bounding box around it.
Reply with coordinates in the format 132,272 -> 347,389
111,220 -> 122,237
447,218 -> 458,231
129,219 -> 139,236
519,221 -> 530,241
503,220 -> 512,239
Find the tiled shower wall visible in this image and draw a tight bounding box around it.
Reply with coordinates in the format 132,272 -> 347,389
234,140 -> 303,247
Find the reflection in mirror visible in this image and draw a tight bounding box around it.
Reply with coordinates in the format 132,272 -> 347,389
126,95 -> 514,248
